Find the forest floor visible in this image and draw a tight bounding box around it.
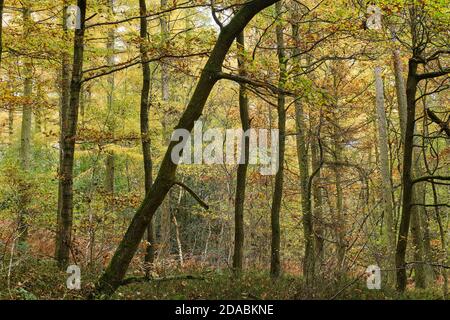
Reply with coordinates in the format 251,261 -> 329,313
0,257 -> 446,300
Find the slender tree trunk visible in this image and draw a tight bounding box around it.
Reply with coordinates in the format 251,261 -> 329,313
431,182 -> 448,297
396,58 -> 418,292
139,0 -> 156,272
158,0 -> 172,260
393,49 -> 407,138
270,1 -> 286,279
410,155 -> 428,288
393,54 -> 428,290
56,0 -> 71,262
374,66 -> 396,285
232,31 -> 249,276
55,0 -> 86,269
291,17 -> 315,286
333,134 -> 345,272
8,108 -> 14,138
104,0 -> 115,195
18,6 -> 33,245
173,186 -> 184,268
94,0 -> 279,297
311,128 -> 324,262
0,0 -> 4,69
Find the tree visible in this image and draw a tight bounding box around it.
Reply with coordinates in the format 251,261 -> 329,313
0,0 -> 4,68
18,3 -> 33,245
104,0 -> 116,196
373,66 -> 395,285
395,2 -> 450,292
139,0 -> 156,272
94,0 -> 280,297
232,30 -> 249,275
269,1 -> 286,279
291,4 -> 315,286
55,0 -> 87,269
55,0 -> 72,268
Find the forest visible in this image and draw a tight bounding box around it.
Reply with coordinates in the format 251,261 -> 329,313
0,0 -> 448,301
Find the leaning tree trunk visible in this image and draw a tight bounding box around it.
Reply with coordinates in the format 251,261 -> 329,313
94,0 -> 279,297
139,0 -> 156,271
232,31 -> 249,276
55,0 -> 86,269
291,16 -> 315,286
270,1 -> 286,279
374,66 -> 396,285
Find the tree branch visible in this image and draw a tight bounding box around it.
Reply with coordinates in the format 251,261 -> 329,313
172,182 -> 209,210
426,108 -> 450,137
417,68 -> 450,81
412,175 -> 450,185
217,72 -> 294,96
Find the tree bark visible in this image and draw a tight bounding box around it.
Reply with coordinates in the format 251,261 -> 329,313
139,0 -> 156,271
396,58 -> 418,291
104,0 -> 115,195
374,66 -> 395,285
270,1 -> 286,279
94,0 -> 279,297
311,128 -> 324,262
394,48 -> 429,289
232,31 -> 249,276
158,0 -> 172,261
18,5 -> 33,245
333,125 -> 345,273
55,0 -> 86,269
0,0 -> 4,68
56,0 -> 71,264
291,16 -> 315,286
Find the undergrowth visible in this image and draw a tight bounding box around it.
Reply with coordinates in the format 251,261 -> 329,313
0,257 -> 446,300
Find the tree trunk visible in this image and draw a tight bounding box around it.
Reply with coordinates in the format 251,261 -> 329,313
270,1 -> 286,279
0,0 -> 4,68
158,0 -> 172,261
232,31 -> 249,276
104,0 -> 115,195
56,0 -> 71,263
374,66 -> 395,285
18,6 -> 33,245
393,54 -> 429,291
55,0 -> 86,269
139,0 -> 156,271
396,58 -> 418,292
173,186 -> 184,268
333,123 -> 346,274
291,17 -> 315,286
410,154 -> 428,288
94,0 -> 279,297
311,128 -> 324,262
